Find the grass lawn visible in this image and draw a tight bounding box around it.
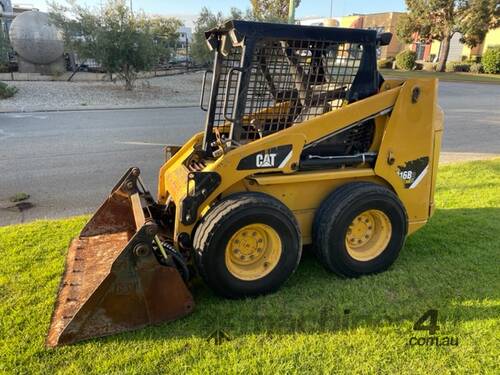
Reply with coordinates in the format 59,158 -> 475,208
1,160 -> 499,374
380,68 -> 500,84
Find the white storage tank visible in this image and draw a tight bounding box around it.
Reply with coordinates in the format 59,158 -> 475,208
9,10 -> 65,73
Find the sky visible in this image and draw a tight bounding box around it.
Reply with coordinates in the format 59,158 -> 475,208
25,0 -> 407,26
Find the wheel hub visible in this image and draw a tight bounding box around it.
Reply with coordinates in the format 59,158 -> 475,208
345,209 -> 392,261
225,224 -> 281,280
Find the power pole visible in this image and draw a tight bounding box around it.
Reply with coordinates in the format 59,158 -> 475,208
288,0 -> 296,24
185,34 -> 189,71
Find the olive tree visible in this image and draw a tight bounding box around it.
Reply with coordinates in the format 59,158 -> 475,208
250,0 -> 301,22
0,28 -> 10,68
190,7 -> 246,66
49,0 -> 181,89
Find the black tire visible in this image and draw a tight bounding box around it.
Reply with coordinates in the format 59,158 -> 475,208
193,192 -> 302,299
313,182 -> 407,277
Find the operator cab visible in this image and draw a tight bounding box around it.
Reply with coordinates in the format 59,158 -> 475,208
199,20 -> 392,158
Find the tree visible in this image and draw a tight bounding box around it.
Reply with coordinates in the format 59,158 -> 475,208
396,0 -> 499,72
250,0 -> 301,22
147,16 -> 182,50
190,7 -> 245,66
458,0 -> 500,47
49,0 -> 181,89
0,28 -> 10,68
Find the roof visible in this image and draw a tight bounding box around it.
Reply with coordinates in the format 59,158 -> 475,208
205,20 -> 378,45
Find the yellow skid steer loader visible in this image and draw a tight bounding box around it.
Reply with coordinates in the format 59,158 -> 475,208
47,21 -> 443,347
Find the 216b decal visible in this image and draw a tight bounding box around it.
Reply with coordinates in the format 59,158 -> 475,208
397,156 -> 429,189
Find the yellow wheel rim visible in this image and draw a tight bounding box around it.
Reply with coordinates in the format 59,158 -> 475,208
345,209 -> 392,261
225,224 -> 282,281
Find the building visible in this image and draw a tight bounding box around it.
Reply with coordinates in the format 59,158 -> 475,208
0,0 -> 13,34
338,12 -> 406,59
0,2 -> 38,35
177,26 -> 192,49
299,12 -> 406,59
298,17 -> 339,27
411,28 -> 500,62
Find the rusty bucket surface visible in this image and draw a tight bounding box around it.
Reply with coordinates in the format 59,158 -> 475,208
46,168 -> 194,347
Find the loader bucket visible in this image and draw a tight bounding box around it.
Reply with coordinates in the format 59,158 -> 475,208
46,168 -> 194,348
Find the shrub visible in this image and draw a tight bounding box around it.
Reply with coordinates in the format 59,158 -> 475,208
482,46 -> 500,74
445,61 -> 470,72
422,62 -> 437,71
469,62 -> 483,74
377,57 -> 394,69
0,81 -> 18,99
395,50 -> 416,70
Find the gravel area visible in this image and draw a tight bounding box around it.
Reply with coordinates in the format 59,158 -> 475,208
0,71 -> 205,112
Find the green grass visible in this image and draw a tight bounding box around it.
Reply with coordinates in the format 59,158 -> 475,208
1,160 -> 499,374
380,68 -> 500,84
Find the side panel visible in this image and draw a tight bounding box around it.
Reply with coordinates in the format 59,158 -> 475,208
158,87 -> 401,244
429,106 -> 444,217
222,169 -> 389,244
374,79 -> 442,233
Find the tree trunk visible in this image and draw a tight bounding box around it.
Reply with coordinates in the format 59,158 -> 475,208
436,34 -> 452,72
123,64 -> 133,90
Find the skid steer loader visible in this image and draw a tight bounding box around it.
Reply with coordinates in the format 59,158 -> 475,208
47,20 -> 443,347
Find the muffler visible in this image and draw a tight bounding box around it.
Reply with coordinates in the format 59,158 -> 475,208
46,168 -> 194,347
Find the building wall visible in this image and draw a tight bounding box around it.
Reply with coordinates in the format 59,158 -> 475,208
414,27 -> 500,62
338,15 -> 363,28
429,40 -> 441,61
0,0 -> 13,34
482,28 -> 500,53
362,12 -> 405,58
0,0 -> 13,12
298,17 -> 339,27
335,13 -> 406,59
448,32 -> 464,61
